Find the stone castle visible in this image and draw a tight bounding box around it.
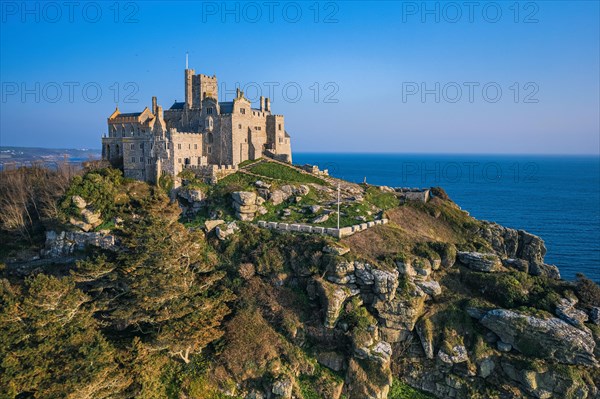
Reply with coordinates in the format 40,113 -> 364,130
101,64 -> 292,183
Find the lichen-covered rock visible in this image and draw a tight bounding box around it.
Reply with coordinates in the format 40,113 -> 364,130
318,351 -> 346,372
372,289 -> 426,337
501,361 -> 597,399
416,280 -> 442,298
81,209 -> 102,226
69,217 -> 92,232
372,269 -> 399,302
555,297 -> 588,328
480,309 -> 597,366
323,244 -> 350,256
457,252 -> 502,272
71,195 -> 87,209
502,258 -> 530,273
327,260 -> 356,284
411,257 -> 433,279
232,191 -> 258,221
41,230 -> 115,257
477,357 -> 495,378
354,262 -> 375,286
437,345 -> 469,365
416,320 -> 435,359
178,187 -> 204,203
271,378 -> 292,398
312,214 -> 329,224
315,278 -> 355,328
344,357 -> 392,399
204,219 -> 224,232
216,222 -> 239,240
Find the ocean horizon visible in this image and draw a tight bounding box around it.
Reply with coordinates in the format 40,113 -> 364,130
294,153 -> 600,283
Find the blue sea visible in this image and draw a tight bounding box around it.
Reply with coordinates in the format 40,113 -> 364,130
294,153 -> 600,283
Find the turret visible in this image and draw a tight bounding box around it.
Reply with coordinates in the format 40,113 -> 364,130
185,68 -> 194,109
152,96 -> 157,114
260,96 -> 265,112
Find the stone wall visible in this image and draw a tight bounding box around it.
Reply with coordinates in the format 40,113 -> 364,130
257,218 -> 389,238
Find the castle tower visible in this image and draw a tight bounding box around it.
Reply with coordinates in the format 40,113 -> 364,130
185,68 -> 195,109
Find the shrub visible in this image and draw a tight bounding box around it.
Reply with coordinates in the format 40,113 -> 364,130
389,379 -> 435,399
575,273 -> 600,308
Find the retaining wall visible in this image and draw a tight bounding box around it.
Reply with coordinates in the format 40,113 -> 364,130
257,218 -> 389,238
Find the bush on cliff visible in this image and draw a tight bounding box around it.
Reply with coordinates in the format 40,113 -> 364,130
575,273 -> 600,308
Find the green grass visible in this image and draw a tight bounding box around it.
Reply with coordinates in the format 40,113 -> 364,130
248,162 -> 326,185
238,158 -> 263,168
364,186 -> 399,210
389,379 -> 435,399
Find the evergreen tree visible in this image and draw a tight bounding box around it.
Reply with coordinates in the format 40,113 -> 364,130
0,275 -> 128,398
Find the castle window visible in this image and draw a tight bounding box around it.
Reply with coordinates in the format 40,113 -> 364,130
194,144 -> 198,150
151,143 -> 153,149
240,108 -> 246,115
140,143 -> 144,149
207,133 -> 214,144
207,107 -> 213,115
279,137 -> 283,143
178,144 -> 181,150
208,146 -> 212,154
188,144 -> 191,149
197,157 -> 202,165
131,157 -> 136,163
130,144 -> 134,150
278,124 -> 282,131
238,124 -> 242,129
147,158 -> 151,164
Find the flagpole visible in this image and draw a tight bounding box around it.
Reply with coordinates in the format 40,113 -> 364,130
337,181 -> 340,229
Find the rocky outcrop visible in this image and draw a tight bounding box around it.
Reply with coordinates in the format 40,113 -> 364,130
41,230 -> 115,258
232,191 -> 259,221
68,196 -> 103,232
479,223 -> 561,279
269,185 -> 310,205
271,378 -> 293,398
555,297 -> 589,328
457,251 -> 502,272
501,361 -> 597,399
315,277 -> 357,328
318,351 -> 346,372
480,309 -> 597,366
216,222 -> 239,240
204,219 -> 225,232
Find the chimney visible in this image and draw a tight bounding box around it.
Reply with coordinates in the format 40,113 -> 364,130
265,97 -> 271,112
156,105 -> 163,120
260,96 -> 265,111
236,88 -> 241,98
152,96 -> 157,114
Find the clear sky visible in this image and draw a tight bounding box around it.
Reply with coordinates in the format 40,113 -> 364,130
1,1 -> 599,154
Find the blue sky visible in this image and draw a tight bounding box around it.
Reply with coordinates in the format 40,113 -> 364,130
1,1 -> 599,154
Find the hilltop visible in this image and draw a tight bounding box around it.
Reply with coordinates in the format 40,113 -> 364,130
1,160 -> 599,399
